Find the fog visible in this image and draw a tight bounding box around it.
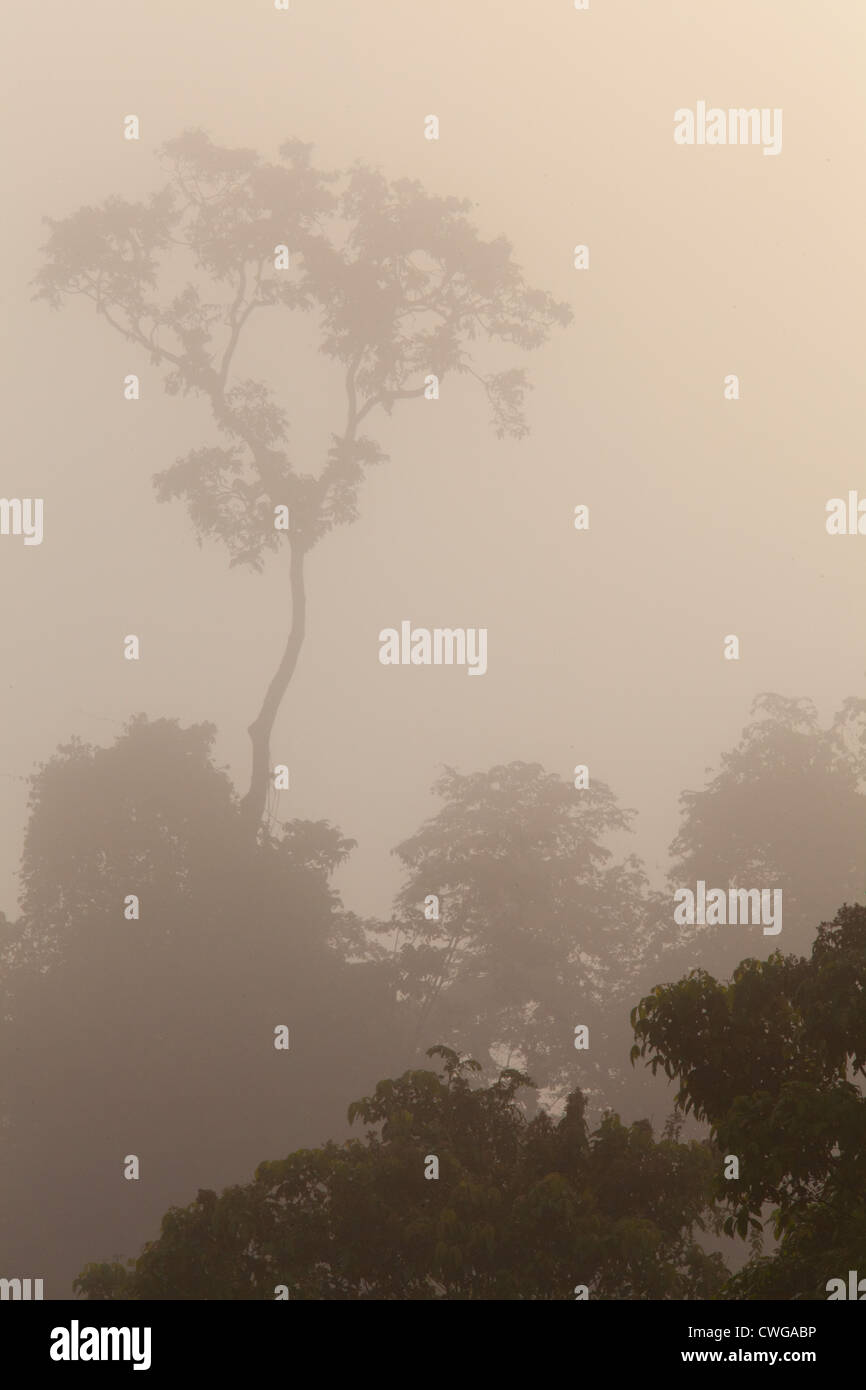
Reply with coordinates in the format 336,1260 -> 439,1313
1,0 -> 864,1298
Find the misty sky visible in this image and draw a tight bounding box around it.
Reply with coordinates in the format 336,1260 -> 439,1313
2,0 -> 864,922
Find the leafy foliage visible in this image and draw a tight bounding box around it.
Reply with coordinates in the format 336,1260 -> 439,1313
74,1047 -> 724,1300
34,130 -> 572,564
383,762 -> 667,1112
631,903 -> 866,1298
664,694 -> 866,978
0,717 -> 397,1295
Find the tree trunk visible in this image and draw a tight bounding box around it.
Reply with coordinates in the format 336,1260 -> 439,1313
239,539 -> 307,836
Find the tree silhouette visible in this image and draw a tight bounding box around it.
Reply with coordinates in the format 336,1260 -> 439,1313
631,903 -> 866,1299
661,692 -> 866,983
0,715 -> 399,1296
73,1046 -> 725,1300
33,130 -> 571,834
383,761 -> 668,1115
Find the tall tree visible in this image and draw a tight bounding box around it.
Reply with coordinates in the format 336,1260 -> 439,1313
33,131 -> 571,834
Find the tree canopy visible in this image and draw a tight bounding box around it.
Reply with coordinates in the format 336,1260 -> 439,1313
631,902 -> 866,1299
74,1046 -> 724,1301
382,761 -> 668,1115
664,693 -> 866,980
33,130 -> 571,830
0,715 -> 398,1297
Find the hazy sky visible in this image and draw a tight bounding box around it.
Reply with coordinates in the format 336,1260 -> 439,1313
2,0 -> 864,920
